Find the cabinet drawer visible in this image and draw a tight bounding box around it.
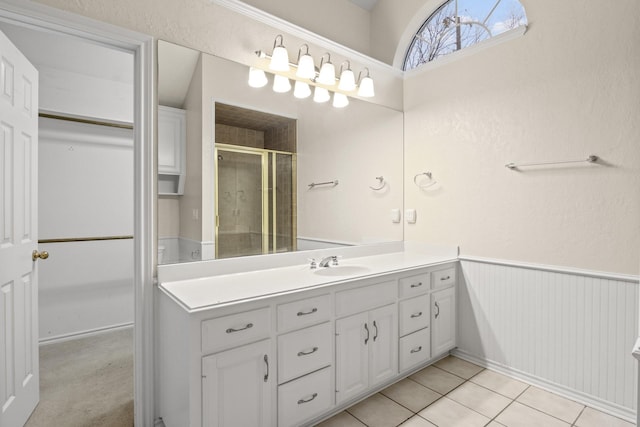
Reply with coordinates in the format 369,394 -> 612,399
277,294 -> 331,333
399,295 -> 430,337
335,281 -> 396,317
201,307 -> 271,355
278,322 -> 332,384
399,327 -> 430,372
278,367 -> 332,427
398,272 -> 430,299
432,266 -> 456,290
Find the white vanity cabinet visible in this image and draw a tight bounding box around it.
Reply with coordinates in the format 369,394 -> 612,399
157,257 -> 459,427
202,340 -> 273,427
431,266 -> 457,357
276,295 -> 334,427
158,105 -> 186,195
335,304 -> 398,403
335,281 -> 398,404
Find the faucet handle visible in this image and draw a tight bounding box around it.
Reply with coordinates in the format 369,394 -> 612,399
331,255 -> 341,266
307,258 -> 317,269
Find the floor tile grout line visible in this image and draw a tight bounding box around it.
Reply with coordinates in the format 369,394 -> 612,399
571,404 -> 586,426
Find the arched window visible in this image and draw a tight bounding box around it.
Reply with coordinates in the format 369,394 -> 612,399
403,0 -> 527,71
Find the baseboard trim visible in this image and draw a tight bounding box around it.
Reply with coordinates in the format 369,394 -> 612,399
39,322 -> 134,345
452,349 -> 637,423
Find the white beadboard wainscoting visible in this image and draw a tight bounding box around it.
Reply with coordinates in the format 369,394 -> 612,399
454,258 -> 639,422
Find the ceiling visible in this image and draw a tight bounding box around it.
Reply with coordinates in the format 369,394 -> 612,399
348,0 -> 379,11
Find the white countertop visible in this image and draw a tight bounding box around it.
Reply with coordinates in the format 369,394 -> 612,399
159,251 -> 457,312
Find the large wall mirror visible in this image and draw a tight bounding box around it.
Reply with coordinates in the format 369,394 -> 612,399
157,40 -> 404,265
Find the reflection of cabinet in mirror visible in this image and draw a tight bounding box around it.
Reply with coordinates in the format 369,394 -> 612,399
214,103 -> 297,259
158,106 -> 186,195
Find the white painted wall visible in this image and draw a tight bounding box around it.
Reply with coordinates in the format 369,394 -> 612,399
33,0 -> 403,110
241,0 -> 372,56
39,118 -> 134,340
403,0 -> 640,275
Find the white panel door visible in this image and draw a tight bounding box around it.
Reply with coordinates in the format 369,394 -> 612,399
0,29 -> 40,427
432,287 -> 456,356
369,304 -> 398,387
202,339 -> 273,427
335,312 -> 369,404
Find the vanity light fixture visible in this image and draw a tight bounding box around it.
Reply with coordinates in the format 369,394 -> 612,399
337,61 -> 356,92
317,53 -> 336,85
295,44 -> 315,79
357,68 -> 375,98
248,67 -> 268,88
332,92 -> 349,108
269,34 -> 290,71
250,35 -> 376,108
273,74 -> 292,93
293,81 -> 312,99
313,86 -> 330,103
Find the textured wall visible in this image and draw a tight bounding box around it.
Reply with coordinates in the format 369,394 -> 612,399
32,0 -> 403,110
403,0 -> 640,274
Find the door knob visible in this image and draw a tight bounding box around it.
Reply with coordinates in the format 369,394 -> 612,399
32,250 -> 49,261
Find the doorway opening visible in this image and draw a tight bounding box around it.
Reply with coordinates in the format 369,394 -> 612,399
0,19 -> 136,427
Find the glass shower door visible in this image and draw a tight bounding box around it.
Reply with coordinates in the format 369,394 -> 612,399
215,148 -> 266,259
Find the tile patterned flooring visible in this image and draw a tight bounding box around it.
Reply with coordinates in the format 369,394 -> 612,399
315,356 -> 635,427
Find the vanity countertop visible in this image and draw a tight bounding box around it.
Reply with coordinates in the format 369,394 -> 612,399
159,251 -> 457,313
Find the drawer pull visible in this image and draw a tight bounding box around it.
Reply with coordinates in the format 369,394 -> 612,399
410,346 -> 423,354
440,275 -> 451,281
410,311 -> 423,318
297,346 -> 319,357
297,308 -> 318,316
410,282 -> 423,288
226,323 -> 253,334
297,393 -> 318,405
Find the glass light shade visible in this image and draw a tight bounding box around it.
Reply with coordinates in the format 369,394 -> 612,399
313,86 -> 330,103
293,81 -> 311,99
248,67 -> 268,88
317,62 -> 336,85
357,76 -> 375,97
270,46 -> 290,71
338,69 -> 356,91
272,75 -> 291,93
296,54 -> 315,79
332,92 -> 349,108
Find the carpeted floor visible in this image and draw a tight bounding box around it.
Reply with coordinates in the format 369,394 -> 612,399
25,327 -> 134,427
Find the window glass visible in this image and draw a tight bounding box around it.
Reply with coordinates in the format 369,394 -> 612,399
404,0 -> 527,71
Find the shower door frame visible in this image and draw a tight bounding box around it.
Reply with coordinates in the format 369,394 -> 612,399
215,143 -> 297,258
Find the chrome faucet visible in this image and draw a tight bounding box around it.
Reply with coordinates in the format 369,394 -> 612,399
318,255 -> 339,268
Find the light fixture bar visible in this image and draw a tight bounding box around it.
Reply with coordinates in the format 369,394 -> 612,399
251,38 -> 376,107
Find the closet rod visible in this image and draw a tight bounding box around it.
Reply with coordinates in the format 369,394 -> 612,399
39,112 -> 134,130
38,235 -> 133,244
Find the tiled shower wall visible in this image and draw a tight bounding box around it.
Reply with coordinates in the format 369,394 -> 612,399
455,259 -> 639,420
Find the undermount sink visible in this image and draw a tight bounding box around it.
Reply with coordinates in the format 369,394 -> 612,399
313,265 -> 371,276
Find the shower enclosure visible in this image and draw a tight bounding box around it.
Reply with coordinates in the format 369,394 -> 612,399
215,143 -> 296,259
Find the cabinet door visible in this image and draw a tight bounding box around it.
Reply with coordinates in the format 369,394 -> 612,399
158,106 -> 185,174
335,312 -> 369,404
431,287 -> 456,356
369,304 -> 398,387
202,340 -> 273,427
